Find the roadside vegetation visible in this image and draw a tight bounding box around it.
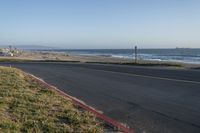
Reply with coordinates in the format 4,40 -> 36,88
85,61 -> 183,67
191,67 -> 200,70
0,67 -> 102,132
0,58 -> 30,62
0,57 -> 182,68
0,58 -> 80,63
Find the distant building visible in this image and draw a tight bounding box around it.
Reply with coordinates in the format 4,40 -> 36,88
7,52 -> 14,57
0,48 -> 14,56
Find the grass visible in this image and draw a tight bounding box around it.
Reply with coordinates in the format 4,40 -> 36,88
0,58 -> 80,63
85,61 -> 183,67
0,57 -> 182,67
0,58 -> 31,62
0,67 -> 102,133
191,67 -> 200,70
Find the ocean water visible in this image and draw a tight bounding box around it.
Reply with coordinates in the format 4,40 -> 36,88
38,49 -> 200,64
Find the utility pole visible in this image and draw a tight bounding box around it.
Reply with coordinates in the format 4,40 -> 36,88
134,46 -> 137,63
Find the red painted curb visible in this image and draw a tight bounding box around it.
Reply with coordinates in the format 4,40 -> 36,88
29,74 -> 135,133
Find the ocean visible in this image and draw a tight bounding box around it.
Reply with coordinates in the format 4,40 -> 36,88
37,49 -> 200,64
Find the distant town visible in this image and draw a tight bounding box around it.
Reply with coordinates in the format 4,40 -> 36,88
0,46 -> 20,57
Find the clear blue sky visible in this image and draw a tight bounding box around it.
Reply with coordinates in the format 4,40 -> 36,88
0,0 -> 200,48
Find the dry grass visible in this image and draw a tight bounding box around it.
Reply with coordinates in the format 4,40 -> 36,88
0,66 -> 103,133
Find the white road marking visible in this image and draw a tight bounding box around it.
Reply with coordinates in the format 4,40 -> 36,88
88,68 -> 200,84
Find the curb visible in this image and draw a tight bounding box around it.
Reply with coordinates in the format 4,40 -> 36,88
28,73 -> 135,133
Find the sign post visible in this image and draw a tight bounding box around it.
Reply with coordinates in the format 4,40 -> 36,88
134,46 -> 137,63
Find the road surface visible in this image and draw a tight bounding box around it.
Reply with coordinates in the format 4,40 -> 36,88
1,62 -> 200,133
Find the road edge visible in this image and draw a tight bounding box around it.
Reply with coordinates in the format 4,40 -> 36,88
26,72 -> 135,133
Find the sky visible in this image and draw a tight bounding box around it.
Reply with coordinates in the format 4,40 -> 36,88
0,0 -> 200,49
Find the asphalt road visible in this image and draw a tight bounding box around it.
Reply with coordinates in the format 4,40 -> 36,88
1,62 -> 200,133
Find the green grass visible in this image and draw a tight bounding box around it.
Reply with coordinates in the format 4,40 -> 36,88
191,67 -> 200,70
0,67 -> 102,133
0,58 -> 30,62
0,58 -> 80,63
85,61 -> 183,67
0,57 -> 182,67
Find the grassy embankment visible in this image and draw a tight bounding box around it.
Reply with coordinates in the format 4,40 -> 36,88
0,58 -> 30,62
191,67 -> 200,70
0,57 -> 182,67
0,67 -> 102,132
0,58 -> 80,63
85,61 -> 183,67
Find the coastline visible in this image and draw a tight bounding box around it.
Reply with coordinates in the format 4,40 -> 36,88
0,50 -> 200,69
